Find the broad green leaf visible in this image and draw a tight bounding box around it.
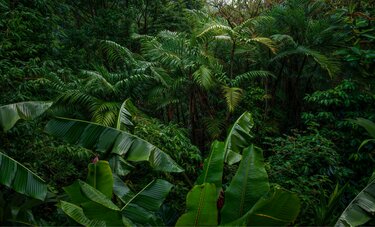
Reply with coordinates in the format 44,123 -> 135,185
45,117 -> 183,172
175,183 -> 218,226
120,179 -> 173,225
116,99 -> 134,132
0,152 -> 47,201
113,174 -> 134,204
335,178 -> 375,227
59,200 -> 106,227
109,155 -> 134,177
196,141 -> 225,195
220,145 -> 270,224
81,201 -> 124,226
86,161 -> 113,198
224,112 -> 254,164
63,181 -> 88,204
227,188 -> 301,226
78,180 -> 119,211
0,101 -> 52,132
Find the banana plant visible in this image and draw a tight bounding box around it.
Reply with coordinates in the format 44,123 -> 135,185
176,113 -> 301,226
334,118 -> 375,226
60,160 -> 173,226
0,101 -> 52,201
335,178 -> 375,227
45,99 -> 183,175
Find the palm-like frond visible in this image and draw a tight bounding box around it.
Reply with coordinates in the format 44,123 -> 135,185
271,45 -> 340,77
232,70 -> 275,87
100,40 -> 136,66
193,65 -> 215,90
222,86 -> 244,113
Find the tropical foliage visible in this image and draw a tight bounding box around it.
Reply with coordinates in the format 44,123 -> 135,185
1,0 -> 374,226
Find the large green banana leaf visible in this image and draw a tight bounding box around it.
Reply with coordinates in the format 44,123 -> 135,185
63,179 -> 124,226
175,183 -> 218,226
196,141 -> 225,195
220,145 -> 270,224
59,200 -> 106,227
335,178 -> 375,227
224,112 -> 254,164
118,178 -> 173,225
45,117 -> 183,172
0,152 -> 47,201
0,101 -> 52,132
226,188 -> 301,226
86,161 -> 113,198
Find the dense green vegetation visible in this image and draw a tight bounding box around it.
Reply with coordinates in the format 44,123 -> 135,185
0,0 -> 374,226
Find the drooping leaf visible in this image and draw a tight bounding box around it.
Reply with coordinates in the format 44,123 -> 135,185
220,145 -> 270,224
227,188 -> 301,226
45,117 -> 183,172
0,101 -> 52,132
0,152 -> 47,201
196,141 -> 225,196
224,112 -> 254,164
59,200 -> 106,227
335,178 -> 375,227
86,161 -> 113,198
175,183 -> 218,226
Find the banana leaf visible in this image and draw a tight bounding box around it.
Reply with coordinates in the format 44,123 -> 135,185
86,161 -> 113,198
0,152 -> 47,201
196,141 -> 225,195
59,200 -> 106,227
175,183 -> 218,226
220,145 -> 270,224
119,179 -> 173,225
109,155 -> 134,176
0,101 -> 52,132
224,112 -> 254,164
335,178 -> 375,227
45,117 -> 183,172
226,188 -> 301,226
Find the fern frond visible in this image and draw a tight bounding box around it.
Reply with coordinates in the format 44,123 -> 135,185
242,37 -> 276,53
193,65 -> 214,90
90,101 -> 120,127
100,40 -> 136,66
232,71 -> 275,87
222,86 -> 244,113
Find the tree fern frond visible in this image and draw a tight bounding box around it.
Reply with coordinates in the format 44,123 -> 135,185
193,65 -> 214,90
90,102 -> 120,127
100,40 -> 136,66
232,71 -> 275,87
271,46 -> 340,77
203,116 -> 226,139
198,24 -> 236,41
222,86 -> 244,113
242,37 -> 276,53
